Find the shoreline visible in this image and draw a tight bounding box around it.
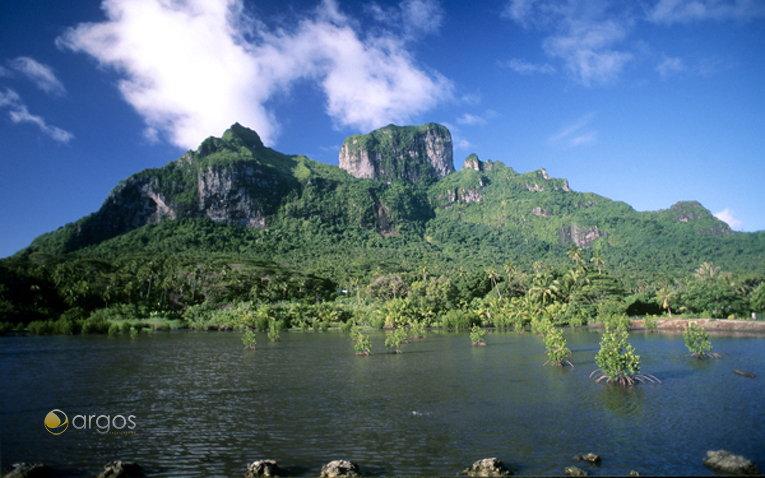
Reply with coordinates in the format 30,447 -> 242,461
626,318 -> 765,334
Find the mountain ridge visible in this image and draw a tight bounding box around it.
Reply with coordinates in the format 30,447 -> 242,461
21,122 -> 757,283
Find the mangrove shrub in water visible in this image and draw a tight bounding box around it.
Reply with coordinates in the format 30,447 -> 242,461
470,325 -> 486,346
242,330 -> 257,350
543,327 -> 572,367
591,330 -> 660,385
683,322 -> 719,358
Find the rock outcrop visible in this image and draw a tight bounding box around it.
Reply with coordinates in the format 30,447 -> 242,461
461,457 -> 512,477
96,461 -> 145,478
702,450 -> 759,475
558,223 -> 607,248
339,123 -> 454,184
244,460 -> 288,477
2,463 -> 54,478
320,460 -> 360,478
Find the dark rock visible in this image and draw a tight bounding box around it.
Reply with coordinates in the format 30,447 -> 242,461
733,369 -> 756,379
461,457 -> 512,477
2,463 -> 54,478
244,459 -> 287,477
96,461 -> 145,478
564,465 -> 588,476
702,450 -> 759,475
573,453 -> 601,464
320,460 -> 360,478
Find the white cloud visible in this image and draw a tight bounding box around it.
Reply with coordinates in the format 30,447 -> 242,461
714,208 -> 743,229
8,57 -> 66,96
649,0 -> 765,24
656,55 -> 686,77
502,1 -> 634,86
456,113 -> 487,126
499,58 -> 556,75
548,112 -> 598,147
0,88 -> 74,143
368,0 -> 444,40
58,0 -> 451,149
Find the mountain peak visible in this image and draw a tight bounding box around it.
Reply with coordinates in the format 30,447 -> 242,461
339,123 -> 454,184
222,122 -> 264,149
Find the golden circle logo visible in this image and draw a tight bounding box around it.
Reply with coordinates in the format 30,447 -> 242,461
44,409 -> 68,435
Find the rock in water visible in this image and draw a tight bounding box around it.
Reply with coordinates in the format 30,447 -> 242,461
96,461 -> 145,478
461,457 -> 512,477
2,463 -> 54,478
573,453 -> 601,464
564,466 -> 589,476
244,460 -> 287,477
702,450 -> 759,475
320,460 -> 360,478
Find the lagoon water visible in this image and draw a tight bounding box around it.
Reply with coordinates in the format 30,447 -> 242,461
1,329 -> 764,477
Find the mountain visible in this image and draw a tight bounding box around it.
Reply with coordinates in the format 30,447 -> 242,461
20,122 -> 765,280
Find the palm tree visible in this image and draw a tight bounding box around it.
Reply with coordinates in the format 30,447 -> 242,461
590,251 -> 605,274
486,268 -> 501,299
655,286 -> 675,317
694,262 -> 720,280
567,244 -> 583,266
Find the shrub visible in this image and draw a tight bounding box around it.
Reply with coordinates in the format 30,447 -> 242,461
242,330 -> 257,349
591,330 -> 660,386
543,327 -> 572,367
470,324 -> 486,346
683,322 -> 719,359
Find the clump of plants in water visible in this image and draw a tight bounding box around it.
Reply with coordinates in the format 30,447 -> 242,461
267,320 -> 280,342
590,330 -> 661,385
543,327 -> 573,367
470,325 -> 487,346
354,332 -> 372,356
644,314 -> 658,333
385,327 -> 409,353
410,321 -> 426,339
129,326 -> 138,341
684,322 -> 720,359
242,330 -> 257,350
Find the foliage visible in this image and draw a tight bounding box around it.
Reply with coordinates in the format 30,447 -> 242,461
644,314 -> 658,332
385,327 -> 409,353
268,319 -> 281,342
353,331 -> 372,355
242,330 -> 257,349
469,325 -> 486,346
591,330 -> 660,386
543,327 -> 573,367
683,322 -> 719,359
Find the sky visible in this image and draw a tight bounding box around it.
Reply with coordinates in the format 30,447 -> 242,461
1,0 -> 763,258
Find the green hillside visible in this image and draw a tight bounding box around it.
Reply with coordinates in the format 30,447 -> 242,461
3,123 -> 764,333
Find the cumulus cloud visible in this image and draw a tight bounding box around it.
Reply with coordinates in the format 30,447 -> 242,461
57,0 -> 451,149
8,57 -> 67,96
548,112 -> 598,147
0,88 -> 74,143
714,208 -> 743,229
649,0 -> 765,24
502,0 -> 634,86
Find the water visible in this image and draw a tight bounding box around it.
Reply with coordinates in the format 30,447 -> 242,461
1,329 -> 764,477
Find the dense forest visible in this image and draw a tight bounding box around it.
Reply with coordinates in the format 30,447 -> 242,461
2,123 -> 764,336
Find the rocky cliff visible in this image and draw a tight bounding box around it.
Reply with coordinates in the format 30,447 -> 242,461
339,123 -> 454,184
47,124 -> 281,251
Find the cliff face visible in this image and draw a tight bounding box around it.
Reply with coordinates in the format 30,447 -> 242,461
61,124 -> 277,250
339,123 -> 454,184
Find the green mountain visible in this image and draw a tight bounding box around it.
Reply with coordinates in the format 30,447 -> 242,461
4,122 -> 765,326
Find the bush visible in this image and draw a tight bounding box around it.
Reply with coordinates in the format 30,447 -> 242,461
591,330 -> 660,386
441,309 -> 480,329
683,322 -> 718,358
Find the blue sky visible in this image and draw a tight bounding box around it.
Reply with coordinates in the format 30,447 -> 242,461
1,0 -> 763,258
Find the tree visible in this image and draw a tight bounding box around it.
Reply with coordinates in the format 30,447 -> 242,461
242,330 -> 257,350
655,286 -> 675,317
694,262 -> 721,280
567,244 -> 583,266
486,268 -> 502,299
590,251 -> 605,274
